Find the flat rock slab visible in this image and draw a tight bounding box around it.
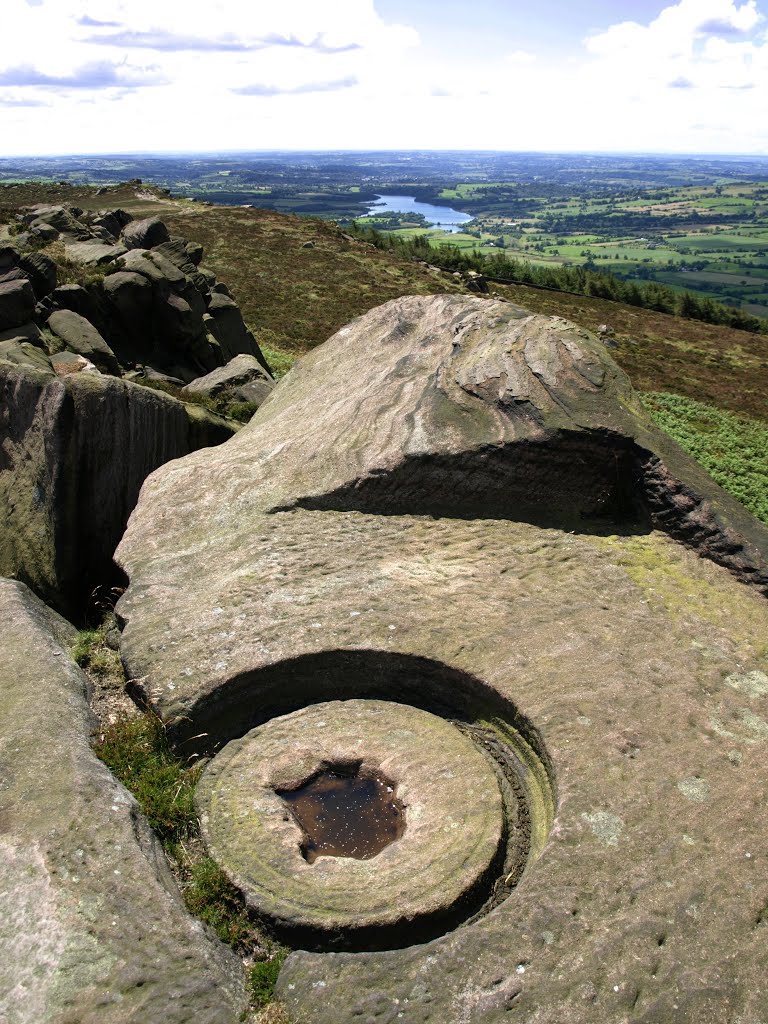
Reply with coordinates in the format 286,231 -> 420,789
64,240 -> 127,266
116,295 -> 768,1023
0,579 -> 246,1024
197,700 -> 506,945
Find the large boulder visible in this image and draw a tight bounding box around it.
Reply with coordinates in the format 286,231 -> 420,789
0,364 -> 238,616
115,294 -> 768,1024
121,216 -> 170,250
50,283 -> 100,322
183,353 -> 274,406
0,579 -> 247,1024
102,270 -> 153,319
0,245 -> 19,272
20,203 -> 82,234
0,321 -> 44,347
204,292 -> 261,363
47,309 -> 121,376
0,338 -> 52,372
18,250 -> 57,297
0,277 -> 35,330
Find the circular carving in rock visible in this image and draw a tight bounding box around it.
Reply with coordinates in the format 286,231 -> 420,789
196,699 -> 505,946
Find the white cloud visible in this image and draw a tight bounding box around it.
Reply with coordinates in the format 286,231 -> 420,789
1,0 -> 767,154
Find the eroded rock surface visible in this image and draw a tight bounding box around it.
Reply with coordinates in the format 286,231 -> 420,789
115,294 -> 768,1023
0,579 -> 246,1024
0,363 -> 237,616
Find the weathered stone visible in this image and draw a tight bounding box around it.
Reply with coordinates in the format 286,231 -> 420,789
117,247 -> 186,288
0,338 -> 52,372
29,221 -> 61,241
64,239 -> 127,266
231,379 -> 273,406
50,283 -> 99,322
102,270 -> 153,318
18,250 -> 57,298
198,701 -> 506,946
185,240 -> 204,265
0,245 -> 19,271
89,211 -> 122,238
0,364 -> 238,616
0,321 -> 44,347
51,350 -> 98,376
182,353 -> 273,401
130,367 -> 186,387
159,293 -> 205,341
115,294 -> 768,1024
121,215 -> 170,250
0,267 -> 27,286
47,309 -> 121,376
204,292 -> 269,370
21,203 -> 81,233
0,579 -> 247,1024
0,277 -> 35,330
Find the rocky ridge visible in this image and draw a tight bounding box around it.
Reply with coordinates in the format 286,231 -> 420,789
0,205 -> 276,615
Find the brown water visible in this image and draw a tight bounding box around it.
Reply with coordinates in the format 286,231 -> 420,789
278,765 -> 405,863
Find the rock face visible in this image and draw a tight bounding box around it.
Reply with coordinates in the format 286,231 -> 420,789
0,363 -> 238,617
0,277 -> 35,330
0,579 -> 246,1024
116,294 -> 768,1024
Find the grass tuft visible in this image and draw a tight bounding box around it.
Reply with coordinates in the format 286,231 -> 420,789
642,391 -> 768,525
72,627 -> 122,678
249,948 -> 289,1009
93,713 -> 200,848
184,857 -> 255,948
92,711 -> 290,1010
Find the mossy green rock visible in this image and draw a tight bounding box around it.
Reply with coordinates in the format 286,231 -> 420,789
0,579 -> 246,1024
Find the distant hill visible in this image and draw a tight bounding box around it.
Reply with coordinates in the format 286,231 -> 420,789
2,180 -> 765,524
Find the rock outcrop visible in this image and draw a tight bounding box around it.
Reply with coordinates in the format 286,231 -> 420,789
0,578 -> 246,1024
0,363 -> 238,617
114,294 -> 768,1024
2,204 -> 272,384
0,205 -> 275,614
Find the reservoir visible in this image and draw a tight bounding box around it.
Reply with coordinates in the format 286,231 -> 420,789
365,195 -> 472,233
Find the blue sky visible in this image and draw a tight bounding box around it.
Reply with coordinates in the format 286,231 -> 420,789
1,0 -> 767,155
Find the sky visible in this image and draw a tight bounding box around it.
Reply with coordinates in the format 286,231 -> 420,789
1,0 -> 767,155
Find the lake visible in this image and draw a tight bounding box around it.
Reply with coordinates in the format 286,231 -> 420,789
365,195 -> 472,233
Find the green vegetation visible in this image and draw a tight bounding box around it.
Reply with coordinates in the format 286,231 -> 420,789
71,626 -> 123,679
137,377 -> 257,424
184,857 -> 255,947
258,343 -> 297,380
91,704 -> 289,1011
642,393 -> 768,525
249,948 -> 290,1009
94,713 -> 200,848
